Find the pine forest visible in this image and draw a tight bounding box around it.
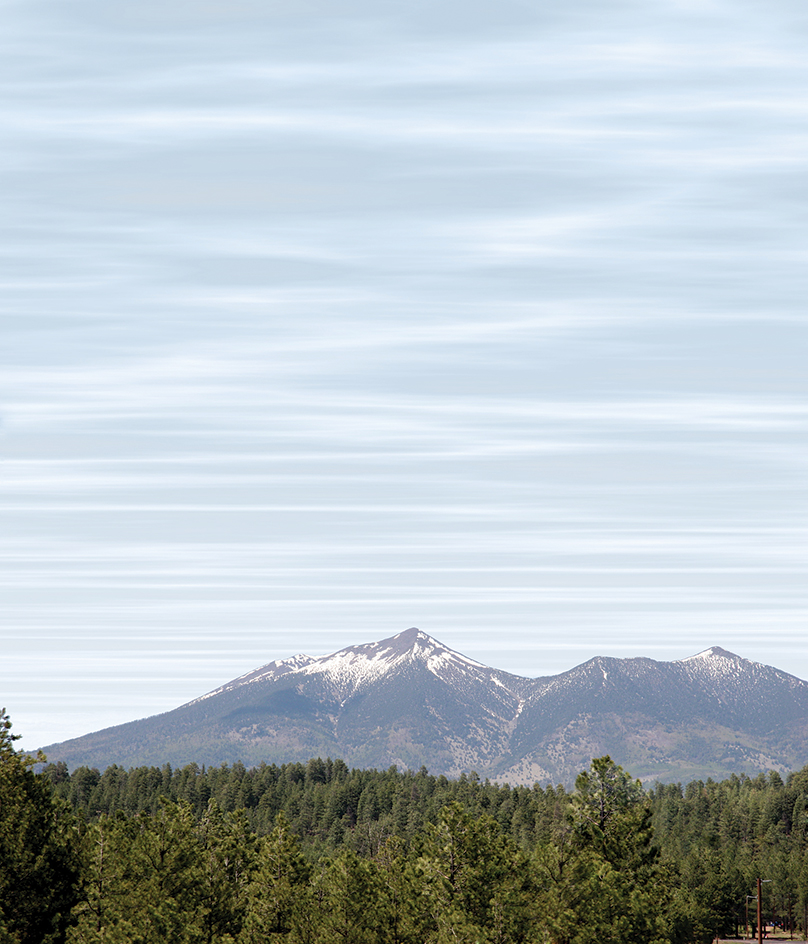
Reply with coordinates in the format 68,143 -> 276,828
3,708 -> 808,944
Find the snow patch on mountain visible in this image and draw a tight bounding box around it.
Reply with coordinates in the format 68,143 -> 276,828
184,653 -> 315,706
425,648 -> 487,676
675,647 -> 760,687
680,646 -> 740,665
297,628 -> 493,701
302,646 -> 403,697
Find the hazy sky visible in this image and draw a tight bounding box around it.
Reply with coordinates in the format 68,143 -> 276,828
2,0 -> 807,751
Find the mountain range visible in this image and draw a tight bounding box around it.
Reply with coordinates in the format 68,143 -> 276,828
40,628 -> 808,785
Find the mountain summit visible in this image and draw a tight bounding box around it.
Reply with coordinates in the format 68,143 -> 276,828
40,630 -> 808,785
191,628 -> 494,709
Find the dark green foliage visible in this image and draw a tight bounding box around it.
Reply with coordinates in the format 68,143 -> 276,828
537,757 -> 667,944
67,799 -> 254,943
666,848 -> 745,944
44,757 -> 572,855
308,849 -> 389,944
419,801 -> 535,943
21,717 -> 808,944
0,709 -> 80,944
239,813 -> 310,942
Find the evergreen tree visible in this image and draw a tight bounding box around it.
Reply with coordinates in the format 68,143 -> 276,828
419,801 -> 534,943
0,709 -> 79,944
541,756 -> 667,944
307,849 -> 386,944
195,801 -> 255,943
239,812 -> 311,943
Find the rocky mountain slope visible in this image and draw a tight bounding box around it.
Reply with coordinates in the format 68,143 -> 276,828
40,629 -> 808,784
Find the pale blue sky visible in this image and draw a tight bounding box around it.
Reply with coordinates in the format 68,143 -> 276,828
2,0 -> 807,751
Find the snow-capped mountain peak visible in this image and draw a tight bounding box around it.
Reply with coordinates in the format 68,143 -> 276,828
672,647 -> 808,721
298,627 -> 491,701
680,646 -> 739,663
188,628 -> 491,708
676,646 -> 763,684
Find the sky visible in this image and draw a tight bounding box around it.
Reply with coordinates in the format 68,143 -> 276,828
2,0 -> 807,752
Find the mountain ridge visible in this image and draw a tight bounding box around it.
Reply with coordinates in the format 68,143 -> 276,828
40,629 -> 808,785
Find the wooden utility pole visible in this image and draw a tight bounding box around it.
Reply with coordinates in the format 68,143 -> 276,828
758,878 -> 763,944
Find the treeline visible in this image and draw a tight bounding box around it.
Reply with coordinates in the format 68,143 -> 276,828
43,756 -> 567,853
45,752 -> 808,899
4,707 -> 808,944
